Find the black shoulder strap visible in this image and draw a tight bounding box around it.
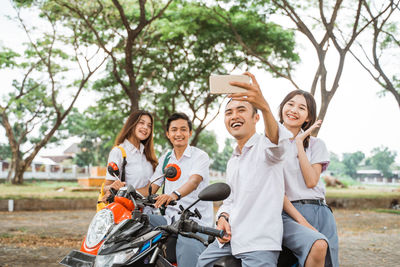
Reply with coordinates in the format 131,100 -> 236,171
116,146 -> 127,182
162,151 -> 172,194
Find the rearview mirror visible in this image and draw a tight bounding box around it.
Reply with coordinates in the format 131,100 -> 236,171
198,183 -> 231,202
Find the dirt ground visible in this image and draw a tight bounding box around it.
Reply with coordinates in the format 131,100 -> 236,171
0,209 -> 399,267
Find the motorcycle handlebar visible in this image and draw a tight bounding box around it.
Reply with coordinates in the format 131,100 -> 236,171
143,194 -> 176,208
182,220 -> 225,238
196,225 -> 225,238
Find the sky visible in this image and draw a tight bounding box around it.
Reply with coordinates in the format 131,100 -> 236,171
1,0 -> 399,162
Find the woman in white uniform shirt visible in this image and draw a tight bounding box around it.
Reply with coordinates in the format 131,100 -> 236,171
280,90 -> 339,267
102,110 -> 158,198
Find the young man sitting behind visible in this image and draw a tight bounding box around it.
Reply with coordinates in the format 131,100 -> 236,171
148,112 -> 213,267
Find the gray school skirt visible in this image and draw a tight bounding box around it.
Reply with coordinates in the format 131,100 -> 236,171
282,202 -> 339,267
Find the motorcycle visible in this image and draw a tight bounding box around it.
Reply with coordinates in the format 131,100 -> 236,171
93,182 -> 231,267
60,162 -> 181,266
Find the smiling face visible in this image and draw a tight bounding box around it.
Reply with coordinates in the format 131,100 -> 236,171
224,100 -> 259,141
281,94 -> 309,130
134,114 -> 152,141
166,118 -> 192,149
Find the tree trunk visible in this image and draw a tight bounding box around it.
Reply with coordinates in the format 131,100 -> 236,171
6,159 -> 15,183
11,163 -> 26,185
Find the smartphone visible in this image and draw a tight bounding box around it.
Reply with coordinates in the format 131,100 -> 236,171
209,74 -> 251,94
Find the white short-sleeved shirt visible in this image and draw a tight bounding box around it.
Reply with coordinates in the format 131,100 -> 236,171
284,136 -> 330,201
106,139 -> 154,190
217,124 -> 292,255
151,146 -> 213,227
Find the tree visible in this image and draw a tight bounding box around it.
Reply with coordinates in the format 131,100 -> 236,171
211,138 -> 234,172
0,2 -> 106,184
351,1 -> 400,109
54,0 -> 298,149
215,0 -> 393,136
369,146 -> 397,178
64,108 -> 112,167
342,151 -> 365,178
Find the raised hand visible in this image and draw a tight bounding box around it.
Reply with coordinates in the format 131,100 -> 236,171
295,120 -> 322,143
228,72 -> 268,112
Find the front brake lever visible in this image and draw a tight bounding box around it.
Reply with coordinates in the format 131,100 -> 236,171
179,231 -> 208,246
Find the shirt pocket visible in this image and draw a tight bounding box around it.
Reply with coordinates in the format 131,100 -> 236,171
240,162 -> 259,192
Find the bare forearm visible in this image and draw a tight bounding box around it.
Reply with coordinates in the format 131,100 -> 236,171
296,141 -> 320,188
283,196 -> 308,224
176,175 -> 202,197
261,104 -> 279,145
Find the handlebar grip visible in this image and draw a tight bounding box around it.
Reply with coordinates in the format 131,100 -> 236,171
197,225 -> 225,238
110,188 -> 117,195
106,188 -> 118,203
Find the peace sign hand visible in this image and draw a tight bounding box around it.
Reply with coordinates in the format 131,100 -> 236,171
228,72 -> 268,112
295,120 -> 322,143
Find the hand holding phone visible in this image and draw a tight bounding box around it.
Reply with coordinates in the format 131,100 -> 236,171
209,75 -> 251,94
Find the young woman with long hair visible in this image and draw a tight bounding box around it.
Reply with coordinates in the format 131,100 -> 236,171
102,110 -> 158,198
280,90 -> 339,267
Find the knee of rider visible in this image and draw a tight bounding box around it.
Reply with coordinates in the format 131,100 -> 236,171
312,239 -> 328,254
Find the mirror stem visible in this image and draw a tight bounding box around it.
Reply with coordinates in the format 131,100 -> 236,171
183,199 -> 200,214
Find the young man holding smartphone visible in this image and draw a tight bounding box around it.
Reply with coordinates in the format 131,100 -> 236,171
197,72 -> 292,267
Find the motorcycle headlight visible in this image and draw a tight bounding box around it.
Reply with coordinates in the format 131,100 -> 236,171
94,248 -> 139,267
86,209 -> 114,248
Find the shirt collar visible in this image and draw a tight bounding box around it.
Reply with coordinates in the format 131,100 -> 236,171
123,139 -> 144,154
171,145 -> 192,160
233,133 -> 259,156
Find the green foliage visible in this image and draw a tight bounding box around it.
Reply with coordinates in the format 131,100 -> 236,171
374,209 -> 400,215
46,0 -> 298,150
211,138 -> 234,172
337,176 -> 361,187
327,152 -> 345,177
0,48 -> 19,68
64,108 -> 113,167
0,143 -> 12,160
368,146 -> 397,178
1,1 -> 107,184
195,130 -> 219,160
342,151 -> 365,178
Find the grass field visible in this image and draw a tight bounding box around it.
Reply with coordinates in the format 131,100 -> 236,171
0,181 -> 98,199
326,185 -> 400,199
0,180 -> 399,200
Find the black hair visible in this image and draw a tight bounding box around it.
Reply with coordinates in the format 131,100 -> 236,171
166,112 -> 193,132
278,90 -> 317,149
226,98 -> 258,115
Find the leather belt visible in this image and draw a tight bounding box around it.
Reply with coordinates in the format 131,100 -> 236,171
291,199 -> 326,206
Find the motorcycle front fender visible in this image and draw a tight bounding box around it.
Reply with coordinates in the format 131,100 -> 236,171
60,250 -> 96,267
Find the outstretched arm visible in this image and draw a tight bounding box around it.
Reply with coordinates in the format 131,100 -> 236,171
229,72 -> 279,144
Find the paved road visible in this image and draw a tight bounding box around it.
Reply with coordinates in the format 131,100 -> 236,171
0,209 -> 399,266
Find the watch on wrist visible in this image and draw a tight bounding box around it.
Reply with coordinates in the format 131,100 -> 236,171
172,190 -> 181,200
